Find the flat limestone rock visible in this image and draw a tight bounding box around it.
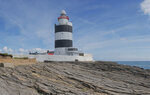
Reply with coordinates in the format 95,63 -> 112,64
0,63 -> 14,68
0,61 -> 150,95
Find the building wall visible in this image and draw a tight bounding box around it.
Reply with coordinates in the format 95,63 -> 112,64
36,54 -> 93,62
13,54 -> 94,62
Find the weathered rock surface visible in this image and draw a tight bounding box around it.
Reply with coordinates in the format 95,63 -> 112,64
0,61 -> 150,95
0,63 -> 14,68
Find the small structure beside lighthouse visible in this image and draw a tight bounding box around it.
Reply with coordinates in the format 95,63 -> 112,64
13,10 -> 93,62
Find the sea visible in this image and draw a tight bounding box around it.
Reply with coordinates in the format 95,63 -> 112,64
116,61 -> 150,69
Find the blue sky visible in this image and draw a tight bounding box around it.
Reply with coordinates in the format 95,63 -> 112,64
0,0 -> 150,61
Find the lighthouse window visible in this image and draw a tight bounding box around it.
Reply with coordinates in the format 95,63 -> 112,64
68,48 -> 78,51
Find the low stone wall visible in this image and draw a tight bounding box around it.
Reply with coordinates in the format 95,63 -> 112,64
0,63 -> 14,68
13,55 -> 37,59
0,56 -> 12,59
0,58 -> 36,66
0,53 -> 12,59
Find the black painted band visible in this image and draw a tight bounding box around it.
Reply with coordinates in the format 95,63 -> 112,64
55,25 -> 72,33
55,40 -> 72,48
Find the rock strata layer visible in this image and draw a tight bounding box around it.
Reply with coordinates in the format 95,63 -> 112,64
0,61 -> 150,95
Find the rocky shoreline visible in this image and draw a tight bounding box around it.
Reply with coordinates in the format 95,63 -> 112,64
0,61 -> 150,95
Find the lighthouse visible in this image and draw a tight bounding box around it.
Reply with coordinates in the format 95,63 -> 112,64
54,10 -> 78,55
13,10 -> 93,62
34,10 -> 93,62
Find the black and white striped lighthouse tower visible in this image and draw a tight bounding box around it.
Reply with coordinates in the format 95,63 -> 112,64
54,10 -> 75,55
34,10 -> 93,62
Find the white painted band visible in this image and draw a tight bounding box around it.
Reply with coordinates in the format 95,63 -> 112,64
55,32 -> 72,40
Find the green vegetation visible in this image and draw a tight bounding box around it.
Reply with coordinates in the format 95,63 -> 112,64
13,57 -> 29,59
0,53 -> 12,58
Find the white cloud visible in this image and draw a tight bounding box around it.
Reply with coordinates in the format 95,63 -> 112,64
80,34 -> 150,50
141,0 -> 150,17
3,46 -> 8,53
2,46 -> 13,53
1,47 -> 48,54
29,48 -> 47,53
19,48 -> 25,53
8,48 -> 13,53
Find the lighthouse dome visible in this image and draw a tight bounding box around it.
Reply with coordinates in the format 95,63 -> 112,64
61,10 -> 66,15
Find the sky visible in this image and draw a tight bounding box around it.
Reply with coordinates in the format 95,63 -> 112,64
0,0 -> 150,61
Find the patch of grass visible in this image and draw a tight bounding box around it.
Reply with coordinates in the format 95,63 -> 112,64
14,57 -> 29,59
0,53 -> 12,58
